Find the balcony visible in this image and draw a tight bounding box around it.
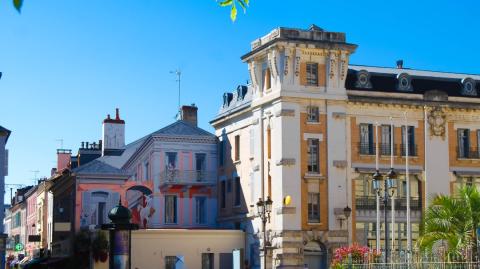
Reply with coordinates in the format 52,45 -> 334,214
400,143 -> 417,157
355,196 -> 422,211
159,168 -> 216,187
457,147 -> 480,159
358,143 -> 417,157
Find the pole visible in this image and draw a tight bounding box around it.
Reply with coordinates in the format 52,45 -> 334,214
405,112 -> 412,263
263,217 -> 267,269
384,179 -> 389,264
390,118 -> 396,259
375,123 -> 381,253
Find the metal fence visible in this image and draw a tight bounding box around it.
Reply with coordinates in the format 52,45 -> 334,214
341,262 -> 480,269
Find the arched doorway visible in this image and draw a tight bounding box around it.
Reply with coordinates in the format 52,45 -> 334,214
304,241 -> 327,269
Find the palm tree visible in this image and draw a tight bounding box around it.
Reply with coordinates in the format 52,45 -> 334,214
418,185 -> 480,261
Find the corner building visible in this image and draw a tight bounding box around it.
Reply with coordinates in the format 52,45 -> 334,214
211,25 -> 480,268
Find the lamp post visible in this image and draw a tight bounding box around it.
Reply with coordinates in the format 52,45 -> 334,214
101,199 -> 139,269
372,169 -> 397,264
343,206 -> 352,245
256,196 -> 273,269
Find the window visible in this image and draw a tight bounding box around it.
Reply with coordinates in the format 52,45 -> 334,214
306,63 -> 318,86
164,195 -> 177,224
381,125 -> 392,155
98,202 -> 105,225
359,124 -> 374,155
195,196 -> 207,224
202,253 -> 214,269
234,135 -> 240,161
262,67 -> 271,90
308,193 -> 320,223
307,106 -> 319,123
221,181 -> 226,208
144,161 -> 149,180
234,177 -> 241,207
166,152 -> 177,169
458,129 -> 470,158
307,139 -> 319,173
401,126 -> 416,156
227,179 -> 232,192
195,153 -> 206,171
219,139 -> 225,166
165,256 -> 179,269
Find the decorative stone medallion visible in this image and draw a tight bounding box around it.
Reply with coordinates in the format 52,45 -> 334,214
427,106 -> 446,139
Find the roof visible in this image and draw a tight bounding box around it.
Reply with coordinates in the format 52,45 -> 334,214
152,120 -> 215,137
346,65 -> 480,98
0,126 -> 11,143
72,159 -> 128,177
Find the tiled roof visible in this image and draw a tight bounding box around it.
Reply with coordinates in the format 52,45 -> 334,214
73,159 -> 128,176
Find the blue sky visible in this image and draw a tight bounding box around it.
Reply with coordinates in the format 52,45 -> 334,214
0,0 -> 479,189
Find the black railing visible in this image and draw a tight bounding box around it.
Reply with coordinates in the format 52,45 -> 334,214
359,142 -> 375,155
400,144 -> 417,156
457,147 -> 480,159
355,196 -> 422,210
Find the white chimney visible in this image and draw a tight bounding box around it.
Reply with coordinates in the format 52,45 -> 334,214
102,108 -> 125,156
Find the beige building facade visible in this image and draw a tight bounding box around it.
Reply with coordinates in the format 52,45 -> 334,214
211,25 -> 480,268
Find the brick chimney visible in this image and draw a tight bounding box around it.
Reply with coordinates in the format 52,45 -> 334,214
57,149 -> 72,171
181,104 -> 198,127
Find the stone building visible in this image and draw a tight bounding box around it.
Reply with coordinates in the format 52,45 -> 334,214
211,25 -> 480,268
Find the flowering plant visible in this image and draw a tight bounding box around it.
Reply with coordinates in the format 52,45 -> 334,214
330,244 -> 375,268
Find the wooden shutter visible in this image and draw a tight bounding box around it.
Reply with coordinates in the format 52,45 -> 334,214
318,64 -> 326,86
300,62 -> 307,85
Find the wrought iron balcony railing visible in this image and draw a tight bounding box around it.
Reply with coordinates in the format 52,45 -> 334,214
159,168 -> 216,186
355,196 -> 422,210
457,147 -> 480,159
400,143 -> 417,156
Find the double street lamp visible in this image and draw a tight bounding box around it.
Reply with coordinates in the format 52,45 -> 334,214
372,167 -> 397,264
256,196 -> 273,269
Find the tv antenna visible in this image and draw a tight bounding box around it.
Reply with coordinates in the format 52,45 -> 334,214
30,170 -> 40,185
170,69 -> 182,116
55,138 -> 64,149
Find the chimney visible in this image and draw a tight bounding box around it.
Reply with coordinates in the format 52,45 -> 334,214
396,60 -> 404,69
57,149 -> 72,171
180,104 -> 198,127
102,108 -> 125,156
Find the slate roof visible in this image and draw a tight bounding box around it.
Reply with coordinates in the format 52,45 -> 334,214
0,126 -> 11,142
346,65 -> 480,98
72,159 -> 128,177
152,120 -> 216,137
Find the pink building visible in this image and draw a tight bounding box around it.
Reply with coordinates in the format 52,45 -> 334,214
24,186 -> 38,259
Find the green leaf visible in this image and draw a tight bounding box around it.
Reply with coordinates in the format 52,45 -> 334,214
13,0 -> 23,13
244,0 -> 249,4
218,0 -> 233,7
230,3 -> 237,22
237,0 -> 247,13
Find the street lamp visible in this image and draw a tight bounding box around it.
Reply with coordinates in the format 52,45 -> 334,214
101,199 -> 139,269
372,168 -> 397,264
256,196 -> 273,269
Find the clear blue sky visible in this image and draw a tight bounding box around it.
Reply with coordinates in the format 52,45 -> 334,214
0,0 -> 479,189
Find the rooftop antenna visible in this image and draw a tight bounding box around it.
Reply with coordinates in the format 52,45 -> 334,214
55,138 -> 64,149
170,69 -> 182,118
29,170 -> 39,185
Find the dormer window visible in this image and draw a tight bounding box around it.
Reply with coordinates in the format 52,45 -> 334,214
462,78 -> 477,96
397,73 -> 412,92
306,63 -> 318,86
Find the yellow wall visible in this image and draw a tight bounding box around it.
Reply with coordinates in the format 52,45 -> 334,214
131,229 -> 245,269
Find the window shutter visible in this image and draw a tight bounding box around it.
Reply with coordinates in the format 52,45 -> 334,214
81,191 -> 92,227
318,64 -> 326,86
300,62 -> 307,85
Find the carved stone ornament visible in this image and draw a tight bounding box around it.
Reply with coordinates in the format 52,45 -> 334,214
427,107 -> 446,139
